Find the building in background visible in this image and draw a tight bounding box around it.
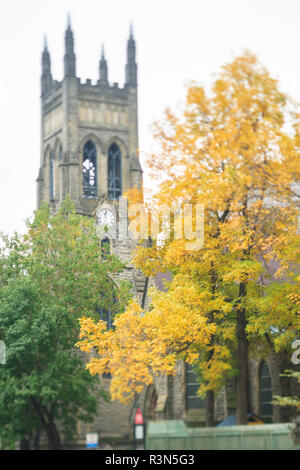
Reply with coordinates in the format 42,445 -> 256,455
37,19 -> 299,447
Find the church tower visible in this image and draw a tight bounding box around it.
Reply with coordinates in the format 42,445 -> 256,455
37,20 -> 147,445
37,19 -> 142,227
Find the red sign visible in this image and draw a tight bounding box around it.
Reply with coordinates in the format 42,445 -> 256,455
134,407 -> 144,425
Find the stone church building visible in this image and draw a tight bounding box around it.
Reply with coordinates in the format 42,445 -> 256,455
37,21 -> 299,447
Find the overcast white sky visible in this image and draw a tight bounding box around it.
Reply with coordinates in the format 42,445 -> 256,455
0,0 -> 300,235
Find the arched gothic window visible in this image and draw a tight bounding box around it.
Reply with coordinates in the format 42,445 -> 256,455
49,152 -> 54,200
101,237 -> 111,258
99,307 -> 113,330
97,282 -> 123,332
108,143 -> 122,200
185,363 -> 205,411
259,362 -> 273,422
83,140 -> 97,198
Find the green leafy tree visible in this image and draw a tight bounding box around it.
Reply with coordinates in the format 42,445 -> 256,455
0,198 -> 130,449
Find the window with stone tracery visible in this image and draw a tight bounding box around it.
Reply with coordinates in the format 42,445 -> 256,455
101,237 -> 111,258
259,361 -> 273,422
185,363 -> 205,411
49,152 -> 54,200
108,143 -> 121,200
83,140 -> 97,197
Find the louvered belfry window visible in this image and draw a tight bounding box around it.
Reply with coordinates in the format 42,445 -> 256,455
83,140 -> 97,197
108,143 -> 121,200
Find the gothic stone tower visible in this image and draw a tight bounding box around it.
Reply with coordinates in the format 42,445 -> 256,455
37,20 -> 146,446
37,19 -> 144,295
37,20 -> 142,219
36,20 -> 227,447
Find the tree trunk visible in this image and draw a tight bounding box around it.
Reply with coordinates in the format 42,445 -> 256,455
236,282 -> 249,425
45,413 -> 61,450
31,398 -> 62,450
205,267 -> 217,427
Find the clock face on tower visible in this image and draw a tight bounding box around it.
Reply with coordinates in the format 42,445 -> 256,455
97,209 -> 115,228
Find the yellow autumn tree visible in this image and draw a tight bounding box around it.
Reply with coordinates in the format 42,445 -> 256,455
77,52 -> 300,425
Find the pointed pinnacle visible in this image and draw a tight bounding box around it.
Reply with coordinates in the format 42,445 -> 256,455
43,35 -> 48,51
129,22 -> 134,39
67,12 -> 71,30
101,44 -> 105,60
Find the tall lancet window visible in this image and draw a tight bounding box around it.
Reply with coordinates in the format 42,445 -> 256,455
108,143 -> 122,200
99,307 -> 113,330
49,152 -> 54,200
259,362 -> 273,422
185,363 -> 205,412
83,140 -> 97,198
101,237 -> 111,258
